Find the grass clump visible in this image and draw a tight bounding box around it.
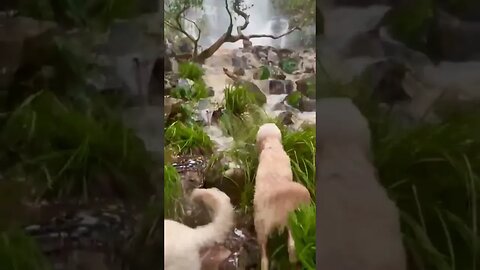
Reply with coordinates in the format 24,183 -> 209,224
164,164 -> 183,219
224,85 -> 264,115
165,121 -> 214,155
0,91 -> 153,201
372,112 -> 480,270
0,229 -> 52,270
170,80 -> 210,101
178,61 -> 204,81
289,203 -> 316,270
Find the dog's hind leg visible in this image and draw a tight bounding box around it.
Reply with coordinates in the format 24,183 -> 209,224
287,227 -> 298,263
260,239 -> 269,270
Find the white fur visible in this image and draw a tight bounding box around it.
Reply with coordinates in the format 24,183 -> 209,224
316,98 -> 407,270
254,123 -> 312,270
164,188 -> 234,270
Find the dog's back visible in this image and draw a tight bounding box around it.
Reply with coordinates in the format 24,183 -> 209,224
254,124 -> 311,239
164,188 -> 234,270
316,98 -> 407,270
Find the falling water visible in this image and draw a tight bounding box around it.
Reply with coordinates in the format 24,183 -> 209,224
182,0 -> 290,49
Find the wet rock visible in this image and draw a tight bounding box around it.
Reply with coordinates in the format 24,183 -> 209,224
295,75 -> 316,99
252,46 -> 270,60
232,55 -> 248,70
205,168 -> 246,206
361,59 -> 411,105
278,111 -> 295,126
164,96 -> 183,120
277,48 -> 294,60
267,49 -> 279,65
0,16 -> 56,90
233,66 -> 246,76
24,204 -> 134,270
299,95 -> 316,112
268,80 -> 294,95
242,39 -> 253,49
164,72 -> 179,95
234,80 -> 267,105
201,245 -> 232,270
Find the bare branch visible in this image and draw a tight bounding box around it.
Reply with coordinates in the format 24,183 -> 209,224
232,0 -> 250,35
246,26 -> 301,40
181,16 -> 202,56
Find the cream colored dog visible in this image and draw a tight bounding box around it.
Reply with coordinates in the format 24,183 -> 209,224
254,123 -> 312,270
164,188 -> 234,270
316,98 -> 407,270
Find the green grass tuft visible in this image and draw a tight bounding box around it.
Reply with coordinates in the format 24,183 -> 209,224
0,90 -> 153,201
164,121 -> 214,155
164,164 -> 183,219
0,229 -> 52,270
224,85 -> 265,115
178,61 -> 204,81
289,203 -> 316,270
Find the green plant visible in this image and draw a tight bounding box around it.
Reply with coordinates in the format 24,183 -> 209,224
165,121 -> 214,155
170,80 -> 210,101
1,91 -> 153,201
289,203 -> 316,270
372,112 -> 480,270
164,164 -> 183,219
286,91 -> 302,108
280,58 -> 298,74
0,229 -> 51,270
259,66 -> 271,80
224,85 -> 263,115
178,61 -> 204,81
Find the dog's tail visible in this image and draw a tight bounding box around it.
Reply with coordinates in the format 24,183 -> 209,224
190,188 -> 235,248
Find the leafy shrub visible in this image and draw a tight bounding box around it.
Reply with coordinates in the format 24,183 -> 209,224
0,229 -> 51,270
165,121 -> 214,155
170,80 -> 210,101
178,61 -> 204,81
164,164 -> 183,219
224,85 -> 264,115
289,203 -> 316,270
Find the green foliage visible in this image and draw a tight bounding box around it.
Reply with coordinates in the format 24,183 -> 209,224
259,66 -> 271,80
164,164 -> 183,219
170,81 -> 210,101
286,91 -> 302,109
289,203 -> 316,270
178,61 -> 204,81
165,121 -> 214,155
1,91 -> 153,201
224,85 -> 263,115
271,0 -> 315,27
283,126 -> 316,199
0,229 -> 51,270
280,58 -> 298,74
372,112 -> 480,270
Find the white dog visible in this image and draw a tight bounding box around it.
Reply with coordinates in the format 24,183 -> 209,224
316,98 -> 407,270
254,123 -> 312,270
164,188 -> 234,270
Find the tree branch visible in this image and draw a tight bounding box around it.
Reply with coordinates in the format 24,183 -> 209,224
233,0 -> 250,35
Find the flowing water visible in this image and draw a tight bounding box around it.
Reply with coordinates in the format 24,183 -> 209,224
183,0 -> 290,49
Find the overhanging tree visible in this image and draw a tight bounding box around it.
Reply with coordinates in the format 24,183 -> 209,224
165,0 -> 300,63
